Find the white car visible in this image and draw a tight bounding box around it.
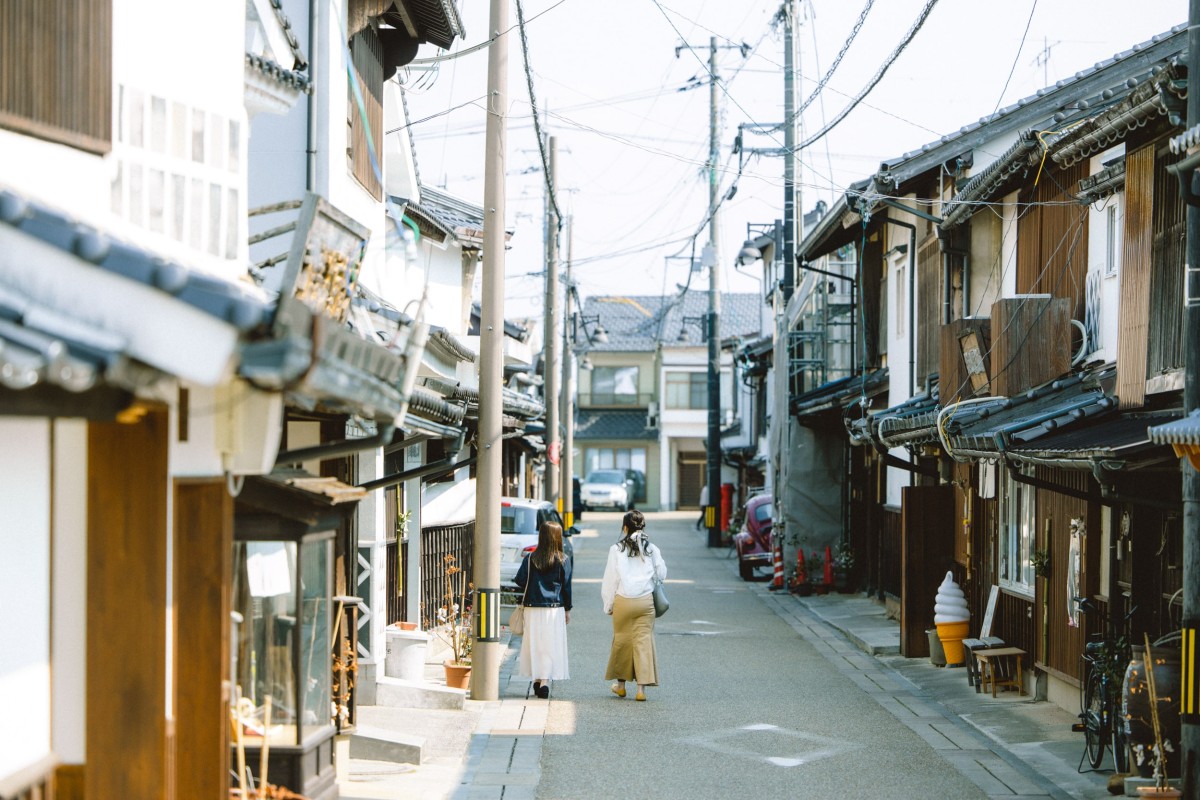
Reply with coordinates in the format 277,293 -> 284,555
499,497 -> 575,589
580,469 -> 634,511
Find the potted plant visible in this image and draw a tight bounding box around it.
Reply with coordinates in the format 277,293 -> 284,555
426,554 -> 473,689
832,542 -> 856,592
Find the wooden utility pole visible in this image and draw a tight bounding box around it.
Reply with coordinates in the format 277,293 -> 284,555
472,0 -> 509,701
561,216 -> 575,528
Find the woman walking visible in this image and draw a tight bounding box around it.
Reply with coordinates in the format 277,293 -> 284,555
601,510 -> 667,701
513,520 -> 572,699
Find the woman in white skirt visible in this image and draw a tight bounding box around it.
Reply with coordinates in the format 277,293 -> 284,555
513,520 -> 572,698
601,509 -> 667,701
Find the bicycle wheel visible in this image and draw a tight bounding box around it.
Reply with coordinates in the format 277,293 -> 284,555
1110,708 -> 1130,773
1084,671 -> 1108,769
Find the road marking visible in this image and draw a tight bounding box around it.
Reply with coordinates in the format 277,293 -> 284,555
679,724 -> 862,768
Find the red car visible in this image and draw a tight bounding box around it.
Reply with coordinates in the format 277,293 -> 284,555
733,494 -> 774,580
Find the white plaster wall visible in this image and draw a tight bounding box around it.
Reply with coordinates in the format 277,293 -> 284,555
0,419 -> 52,781
51,421 -> 88,763
885,238 -> 912,509
1000,191 -> 1019,298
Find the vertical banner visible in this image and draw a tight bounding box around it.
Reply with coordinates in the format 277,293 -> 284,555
1184,622 -> 1199,723
475,588 -> 500,642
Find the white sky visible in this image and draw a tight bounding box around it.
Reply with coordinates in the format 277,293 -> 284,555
399,0 -> 1185,323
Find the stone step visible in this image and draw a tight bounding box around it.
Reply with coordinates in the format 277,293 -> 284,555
374,675 -> 466,710
349,725 -> 425,765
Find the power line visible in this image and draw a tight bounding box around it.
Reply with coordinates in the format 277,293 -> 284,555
991,0 -> 1038,117
514,0 -> 564,229
797,0 -> 940,151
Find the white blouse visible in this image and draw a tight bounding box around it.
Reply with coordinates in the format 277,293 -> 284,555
601,538 -> 667,614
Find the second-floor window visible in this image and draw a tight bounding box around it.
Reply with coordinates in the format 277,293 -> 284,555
591,366 -> 639,404
665,371 -> 707,410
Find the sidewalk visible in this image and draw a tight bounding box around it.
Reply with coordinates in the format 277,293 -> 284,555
338,576 -> 1129,800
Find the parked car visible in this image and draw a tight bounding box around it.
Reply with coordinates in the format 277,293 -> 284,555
580,469 -> 634,511
624,468 -> 647,503
499,497 -> 575,589
733,493 -> 774,581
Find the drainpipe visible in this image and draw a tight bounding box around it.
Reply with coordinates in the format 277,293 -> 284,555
306,0 -> 319,191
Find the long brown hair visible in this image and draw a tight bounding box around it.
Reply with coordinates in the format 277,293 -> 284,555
531,520 -> 565,571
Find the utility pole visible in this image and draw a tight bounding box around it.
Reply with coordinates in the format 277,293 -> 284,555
676,36 -> 745,548
777,0 -> 800,574
543,136 -> 559,508
1182,0 -> 1200,789
561,216 -> 575,529
472,0 -> 509,701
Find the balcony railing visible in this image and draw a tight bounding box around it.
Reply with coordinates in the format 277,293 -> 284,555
577,392 -> 652,408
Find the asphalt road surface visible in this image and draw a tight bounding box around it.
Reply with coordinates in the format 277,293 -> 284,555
534,511 -> 989,800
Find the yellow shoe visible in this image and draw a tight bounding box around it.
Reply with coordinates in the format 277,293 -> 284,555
611,683 -> 626,698
635,689 -> 646,702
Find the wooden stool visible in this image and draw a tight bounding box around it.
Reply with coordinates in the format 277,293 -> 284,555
973,647 -> 1026,698
963,636 -> 1006,691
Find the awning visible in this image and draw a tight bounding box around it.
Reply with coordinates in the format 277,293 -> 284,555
1148,408 -> 1200,469
791,369 -> 888,420
943,365 -> 1118,460
1008,410 -> 1182,470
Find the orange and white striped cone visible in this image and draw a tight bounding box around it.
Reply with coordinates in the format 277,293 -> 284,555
769,539 -> 784,590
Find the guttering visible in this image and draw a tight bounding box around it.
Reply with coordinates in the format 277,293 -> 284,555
358,453 -> 476,492
276,423 -> 396,466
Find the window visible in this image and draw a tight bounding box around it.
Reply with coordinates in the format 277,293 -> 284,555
1105,202 -> 1121,277
894,263 -> 906,337
583,448 -> 646,476
665,371 -> 707,409
348,25 -> 383,200
592,366 -> 639,404
1000,468 -> 1035,595
0,0 -> 112,153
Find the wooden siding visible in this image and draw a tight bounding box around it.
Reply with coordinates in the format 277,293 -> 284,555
989,296 -> 1070,397
916,233 -> 942,384
1117,143 -> 1155,408
900,485 -> 955,657
173,480 -> 233,800
0,0 -> 112,153
861,234 -> 884,368
1148,144 -> 1186,377
1016,161 -> 1090,320
993,589 -> 1037,659
348,25 -> 384,200
940,317 -> 992,405
1031,467 -> 1092,681
87,411 -> 169,799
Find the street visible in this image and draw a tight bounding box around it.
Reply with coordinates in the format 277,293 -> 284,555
532,511 -> 988,799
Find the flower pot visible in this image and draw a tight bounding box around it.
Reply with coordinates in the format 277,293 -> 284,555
397,620 -> 418,631
1135,788 -> 1181,798
443,660 -> 472,690
791,581 -> 812,596
384,628 -> 429,681
935,620 -> 970,666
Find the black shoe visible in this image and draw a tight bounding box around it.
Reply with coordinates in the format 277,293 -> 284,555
537,682 -> 550,699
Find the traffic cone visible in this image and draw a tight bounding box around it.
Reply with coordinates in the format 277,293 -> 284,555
824,545 -> 834,586
769,538 -> 784,590
794,548 -> 807,589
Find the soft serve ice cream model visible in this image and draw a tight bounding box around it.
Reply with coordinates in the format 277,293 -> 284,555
934,571 -> 970,665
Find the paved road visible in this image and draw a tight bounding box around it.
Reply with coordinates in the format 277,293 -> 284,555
534,512 -> 990,799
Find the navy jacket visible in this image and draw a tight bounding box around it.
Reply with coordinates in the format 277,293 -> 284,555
514,555 -> 573,612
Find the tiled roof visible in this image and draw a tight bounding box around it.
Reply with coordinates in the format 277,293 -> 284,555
580,292 -> 762,353
267,0 -> 307,69
574,409 -> 657,441
792,370 -> 888,419
1148,408 -> 1200,445
246,53 -> 311,93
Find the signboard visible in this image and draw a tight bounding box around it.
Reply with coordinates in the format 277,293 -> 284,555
547,442 -> 561,465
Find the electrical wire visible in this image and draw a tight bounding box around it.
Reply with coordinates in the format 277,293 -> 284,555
514,0 -> 564,230
797,0 -> 940,151
990,0 -> 1038,118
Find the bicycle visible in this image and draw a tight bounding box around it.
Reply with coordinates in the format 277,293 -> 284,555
1075,597 -> 1133,773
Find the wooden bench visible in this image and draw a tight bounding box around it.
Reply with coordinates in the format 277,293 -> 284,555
973,646 -> 1026,698
962,636 -> 1006,691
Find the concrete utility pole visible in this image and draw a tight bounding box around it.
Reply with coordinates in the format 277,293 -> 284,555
472,0 -> 509,701
706,37 -> 723,548
677,36 -> 745,546
1182,0 -> 1200,789
561,216 -> 575,529
543,136 -> 559,509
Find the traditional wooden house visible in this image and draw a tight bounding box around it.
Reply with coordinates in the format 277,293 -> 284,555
797,24 -> 1190,720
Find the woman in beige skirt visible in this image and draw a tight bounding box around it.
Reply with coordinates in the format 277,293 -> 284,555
601,510 -> 667,701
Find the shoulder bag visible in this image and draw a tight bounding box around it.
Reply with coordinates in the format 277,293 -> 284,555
509,560 -> 531,635
651,545 -> 669,617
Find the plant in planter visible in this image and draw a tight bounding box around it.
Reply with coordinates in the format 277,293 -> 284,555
425,554 -> 474,688
832,542 -> 855,592
1031,548 -> 1050,579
